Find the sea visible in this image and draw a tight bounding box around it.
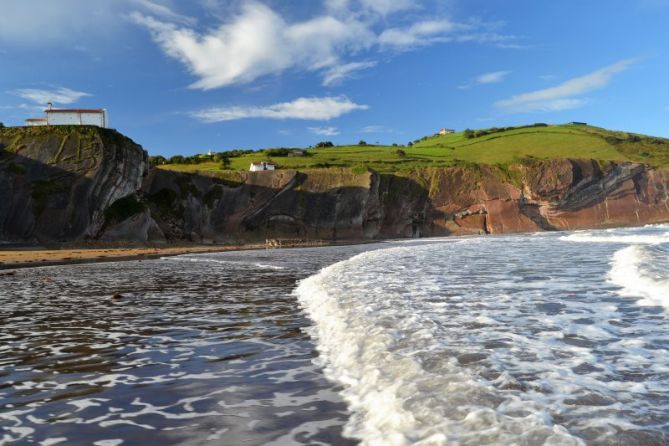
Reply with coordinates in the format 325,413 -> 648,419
1,224 -> 668,445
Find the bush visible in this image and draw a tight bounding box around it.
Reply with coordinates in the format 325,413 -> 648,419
149,155 -> 167,167
264,148 -> 291,157
394,149 -> 406,158
463,129 -> 475,139
351,164 -> 371,174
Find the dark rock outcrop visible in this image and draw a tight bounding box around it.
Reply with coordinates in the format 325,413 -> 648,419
0,126 -> 147,242
133,160 -> 669,242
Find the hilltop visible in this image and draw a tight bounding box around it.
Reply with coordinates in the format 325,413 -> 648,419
156,123 -> 669,175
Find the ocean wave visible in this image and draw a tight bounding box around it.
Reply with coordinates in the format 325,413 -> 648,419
560,232 -> 669,244
609,245 -> 669,309
294,246 -> 586,446
161,256 -> 285,270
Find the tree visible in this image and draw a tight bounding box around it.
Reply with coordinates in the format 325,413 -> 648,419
463,129 -> 475,139
407,141 -> 413,147
149,155 -> 167,167
220,156 -> 231,169
168,155 -> 186,164
0,122 -> 5,129
315,141 -> 334,148
358,140 -> 367,146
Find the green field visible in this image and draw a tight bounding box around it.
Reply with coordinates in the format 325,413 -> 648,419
158,124 -> 669,175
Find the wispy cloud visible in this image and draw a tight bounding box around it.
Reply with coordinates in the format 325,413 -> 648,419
132,1 -> 517,89
12,87 -> 91,105
476,70 -> 511,84
308,126 -> 340,136
323,61 -> 377,86
378,20 -> 461,48
495,59 -> 637,113
133,0 -> 196,26
191,96 -> 368,123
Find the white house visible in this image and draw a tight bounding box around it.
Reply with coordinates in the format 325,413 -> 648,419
25,105 -> 109,128
25,118 -> 48,126
439,128 -> 455,135
46,108 -> 108,127
250,162 -> 276,172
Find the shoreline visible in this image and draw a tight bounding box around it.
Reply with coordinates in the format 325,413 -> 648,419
0,239 -> 374,271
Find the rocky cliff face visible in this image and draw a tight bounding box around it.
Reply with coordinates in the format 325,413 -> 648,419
2,126 -> 668,244
120,159 -> 669,243
0,126 -> 148,242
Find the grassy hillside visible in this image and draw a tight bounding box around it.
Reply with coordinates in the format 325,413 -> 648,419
157,124 -> 669,175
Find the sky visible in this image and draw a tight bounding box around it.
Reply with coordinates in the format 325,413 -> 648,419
0,0 -> 668,157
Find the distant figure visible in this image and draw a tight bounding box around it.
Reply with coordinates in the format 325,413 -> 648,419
250,161 -> 276,172
439,128 -> 455,135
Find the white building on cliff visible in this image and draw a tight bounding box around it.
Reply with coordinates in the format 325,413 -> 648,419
25,104 -> 109,128
250,162 -> 276,172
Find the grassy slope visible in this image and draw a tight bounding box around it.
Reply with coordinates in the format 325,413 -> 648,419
157,124 -> 669,175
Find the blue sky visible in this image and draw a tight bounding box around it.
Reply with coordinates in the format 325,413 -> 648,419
1,0 -> 668,156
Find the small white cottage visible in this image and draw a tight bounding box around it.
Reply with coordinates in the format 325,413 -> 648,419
439,128 -> 455,135
46,108 -> 108,127
25,104 -> 109,128
250,162 -> 276,172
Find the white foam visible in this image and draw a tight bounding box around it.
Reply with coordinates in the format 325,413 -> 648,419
296,228 -> 669,445
609,245 -> 669,309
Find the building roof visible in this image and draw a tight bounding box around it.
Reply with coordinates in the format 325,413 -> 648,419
45,109 -> 105,114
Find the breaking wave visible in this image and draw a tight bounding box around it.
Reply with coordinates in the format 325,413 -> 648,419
296,228 -> 669,445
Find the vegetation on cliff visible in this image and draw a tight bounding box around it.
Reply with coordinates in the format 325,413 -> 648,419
156,124 -> 669,175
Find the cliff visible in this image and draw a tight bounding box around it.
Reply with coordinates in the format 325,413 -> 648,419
127,160 -> 669,242
2,126 -> 668,244
0,126 -> 148,242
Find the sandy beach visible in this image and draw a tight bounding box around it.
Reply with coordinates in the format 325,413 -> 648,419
0,244 -> 267,270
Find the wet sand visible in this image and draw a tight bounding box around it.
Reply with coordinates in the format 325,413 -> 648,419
0,244 -> 266,270
0,240 -> 346,270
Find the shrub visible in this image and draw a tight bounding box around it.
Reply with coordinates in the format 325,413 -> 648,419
463,129 -> 475,139
149,155 -> 167,167
394,149 -> 406,158
351,164 -> 370,174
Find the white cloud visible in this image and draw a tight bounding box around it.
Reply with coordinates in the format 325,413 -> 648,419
133,1 -> 516,89
12,87 -> 91,106
378,20 -> 460,48
361,125 -> 385,133
133,0 -> 196,26
323,61 -> 377,86
192,96 -> 368,123
495,59 -> 637,113
326,0 -> 414,16
309,126 -> 340,136
132,2 -> 374,90
0,0 -> 190,45
476,70 -> 510,84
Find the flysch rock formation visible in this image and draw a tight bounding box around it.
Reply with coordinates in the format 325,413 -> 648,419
0,126 -> 147,242
1,126 -> 668,244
